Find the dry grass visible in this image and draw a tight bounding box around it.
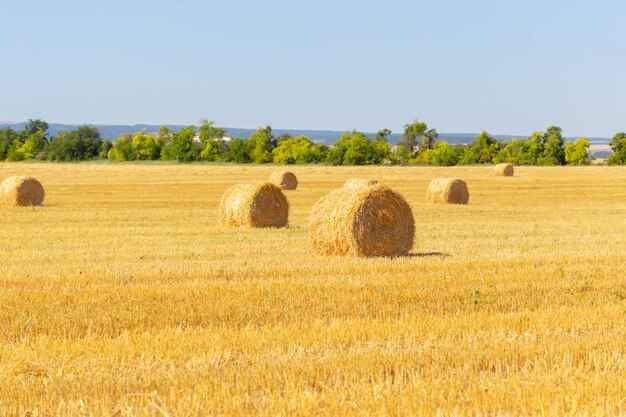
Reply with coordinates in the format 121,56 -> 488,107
0,163 -> 625,416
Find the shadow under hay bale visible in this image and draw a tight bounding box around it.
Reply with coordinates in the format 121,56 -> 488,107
0,176 -> 45,206
309,184 -> 414,257
269,171 -> 298,190
219,182 -> 289,228
494,163 -> 514,176
427,178 -> 469,205
405,251 -> 451,258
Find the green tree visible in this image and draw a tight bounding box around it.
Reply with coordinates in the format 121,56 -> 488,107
371,139 -> 391,163
431,141 -> 462,166
527,131 -> 546,164
608,132 -> 626,165
45,126 -> 102,161
375,128 -> 392,142
421,128 -> 439,150
9,120 -> 50,158
197,120 -> 227,161
272,136 -> 323,164
169,126 -> 197,162
19,119 -> 49,141
99,140 -> 113,158
131,130 -> 160,160
5,131 -> 45,160
199,140 -> 222,161
327,133 -> 351,165
198,119 -> 226,142
543,126 -> 565,165
227,138 -> 254,163
565,138 -> 590,165
250,126 -> 274,163
343,132 -> 374,165
328,131 -> 387,165
410,148 -> 433,165
0,128 -> 18,160
159,126 -> 197,162
495,138 -> 532,165
17,132 -> 42,159
391,145 -> 412,165
107,134 -> 135,161
459,131 -> 500,164
609,132 -> 625,153
398,120 -> 427,154
6,140 -> 25,161
495,130 -> 552,166
158,126 -> 174,138
275,133 -> 293,144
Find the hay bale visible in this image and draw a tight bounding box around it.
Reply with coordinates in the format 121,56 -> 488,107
309,184 -> 414,257
427,178 -> 469,205
0,176 -> 45,206
494,163 -> 514,176
219,182 -> 289,228
269,171 -> 298,190
342,179 -> 379,191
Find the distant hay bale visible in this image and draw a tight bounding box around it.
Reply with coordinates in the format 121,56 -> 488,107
269,171 -> 298,190
427,178 -> 469,205
309,184 -> 414,257
219,182 -> 289,228
0,176 -> 45,206
342,179 -> 379,191
494,163 -> 514,176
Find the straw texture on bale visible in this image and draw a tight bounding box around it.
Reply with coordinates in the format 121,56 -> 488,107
309,184 -> 414,257
269,171 -> 298,190
219,182 -> 289,228
342,179 -> 379,191
495,163 -> 514,176
427,178 -> 469,205
0,176 -> 45,206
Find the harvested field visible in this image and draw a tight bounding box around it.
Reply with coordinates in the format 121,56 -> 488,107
0,163 -> 625,416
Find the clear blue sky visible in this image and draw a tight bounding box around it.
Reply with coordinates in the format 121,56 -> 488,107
2,0 -> 625,137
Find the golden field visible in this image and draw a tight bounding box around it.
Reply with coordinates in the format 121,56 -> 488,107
0,163 -> 625,416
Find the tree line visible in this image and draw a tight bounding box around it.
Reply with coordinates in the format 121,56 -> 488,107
1,119 -> 625,165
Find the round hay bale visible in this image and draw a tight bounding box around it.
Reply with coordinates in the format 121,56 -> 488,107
219,182 -> 289,228
494,163 -> 514,176
427,178 -> 469,205
0,176 -> 45,206
269,171 -> 298,190
309,184 -> 414,257
342,179 -> 379,191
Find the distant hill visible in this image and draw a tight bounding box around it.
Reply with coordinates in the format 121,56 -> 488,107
0,122 -> 611,145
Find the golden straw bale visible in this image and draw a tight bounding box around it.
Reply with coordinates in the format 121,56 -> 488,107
269,171 -> 298,190
427,178 -> 469,205
309,184 -> 414,257
494,163 -> 514,176
219,182 -> 289,228
0,176 -> 45,206
342,179 -> 379,191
